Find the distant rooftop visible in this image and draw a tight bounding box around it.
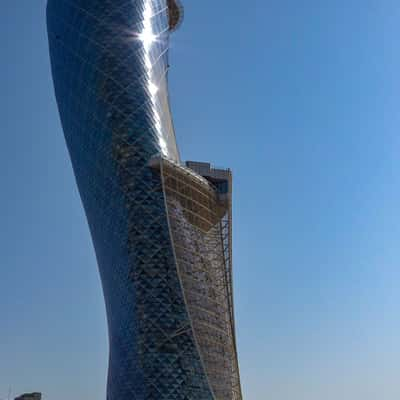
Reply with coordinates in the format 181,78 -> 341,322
14,393 -> 41,400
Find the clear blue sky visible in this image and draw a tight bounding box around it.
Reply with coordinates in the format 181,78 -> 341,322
1,1 -> 400,399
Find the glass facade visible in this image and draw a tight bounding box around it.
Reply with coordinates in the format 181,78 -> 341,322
47,1 -> 242,399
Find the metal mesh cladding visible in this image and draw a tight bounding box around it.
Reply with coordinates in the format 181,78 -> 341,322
158,159 -> 243,400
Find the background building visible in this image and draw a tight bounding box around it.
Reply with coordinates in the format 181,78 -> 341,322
14,393 -> 41,400
47,1 -> 242,399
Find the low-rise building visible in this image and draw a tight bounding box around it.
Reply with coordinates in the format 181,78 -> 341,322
14,393 -> 41,400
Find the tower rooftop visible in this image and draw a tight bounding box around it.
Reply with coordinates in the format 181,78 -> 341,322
167,0 -> 184,31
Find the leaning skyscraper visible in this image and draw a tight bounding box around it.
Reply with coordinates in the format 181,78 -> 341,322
47,1 -> 243,399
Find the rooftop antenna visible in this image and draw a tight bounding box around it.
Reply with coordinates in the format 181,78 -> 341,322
0,387 -> 11,400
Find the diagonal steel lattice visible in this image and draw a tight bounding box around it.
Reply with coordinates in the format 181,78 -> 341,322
47,0 -> 243,399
